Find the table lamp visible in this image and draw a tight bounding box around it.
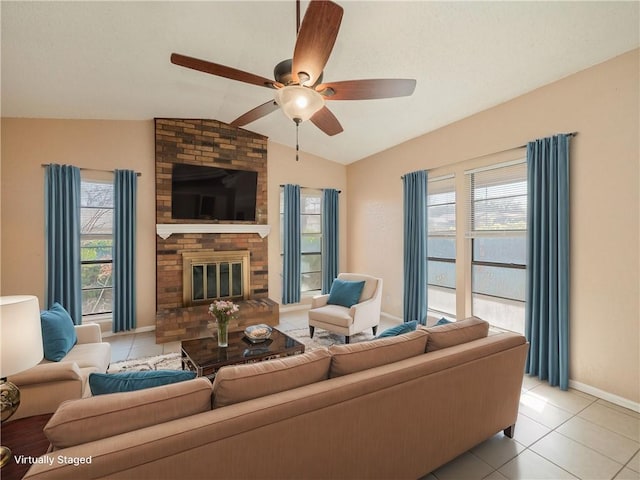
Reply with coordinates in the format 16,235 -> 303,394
0,295 -> 44,468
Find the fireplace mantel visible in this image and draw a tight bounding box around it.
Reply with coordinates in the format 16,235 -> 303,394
156,224 -> 271,240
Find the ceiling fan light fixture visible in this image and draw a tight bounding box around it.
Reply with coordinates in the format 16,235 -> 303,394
274,85 -> 324,122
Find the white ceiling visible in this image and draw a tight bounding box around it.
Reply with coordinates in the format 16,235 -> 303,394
2,1 -> 638,164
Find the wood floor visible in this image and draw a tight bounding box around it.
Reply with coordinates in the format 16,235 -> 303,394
1,414 -> 52,480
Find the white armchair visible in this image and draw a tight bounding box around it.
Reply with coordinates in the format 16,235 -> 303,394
308,273 -> 383,344
8,323 -> 111,420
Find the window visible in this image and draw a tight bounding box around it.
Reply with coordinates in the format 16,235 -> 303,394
280,188 -> 323,295
427,175 -> 456,317
465,160 -> 527,333
300,189 -> 322,293
80,180 -> 114,315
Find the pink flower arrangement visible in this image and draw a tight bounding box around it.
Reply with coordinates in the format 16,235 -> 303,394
208,300 -> 239,324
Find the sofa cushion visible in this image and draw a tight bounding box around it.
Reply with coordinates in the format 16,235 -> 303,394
88,370 -> 197,396
327,279 -> 365,308
435,317 -> 453,326
376,320 -> 418,338
44,377 -> 213,449
328,329 -> 429,378
423,317 -> 489,352
212,349 -> 331,408
40,303 -> 77,361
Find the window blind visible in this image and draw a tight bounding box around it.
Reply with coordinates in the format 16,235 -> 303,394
465,160 -> 527,238
427,175 -> 456,237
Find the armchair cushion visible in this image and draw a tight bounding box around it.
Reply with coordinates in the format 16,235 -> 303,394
327,279 -> 365,308
308,304 -> 353,326
40,303 -> 77,361
58,343 -> 111,372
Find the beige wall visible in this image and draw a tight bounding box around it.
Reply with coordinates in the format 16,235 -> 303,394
0,119 -> 157,327
347,49 -> 640,403
0,120 -> 347,329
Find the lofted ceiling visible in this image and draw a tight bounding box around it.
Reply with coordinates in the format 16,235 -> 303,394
1,1 -> 638,165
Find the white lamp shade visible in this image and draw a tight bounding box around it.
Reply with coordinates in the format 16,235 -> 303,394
274,85 -> 325,122
0,295 -> 44,377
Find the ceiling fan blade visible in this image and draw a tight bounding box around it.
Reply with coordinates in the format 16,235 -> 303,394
171,53 -> 280,89
316,79 -> 417,100
310,106 -> 343,136
230,100 -> 280,127
292,1 -> 343,86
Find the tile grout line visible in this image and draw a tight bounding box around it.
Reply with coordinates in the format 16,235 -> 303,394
522,394 -> 635,480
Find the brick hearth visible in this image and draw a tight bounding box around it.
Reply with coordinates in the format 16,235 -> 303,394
154,118 -> 278,344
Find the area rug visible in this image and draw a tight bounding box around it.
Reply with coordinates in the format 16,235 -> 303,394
108,353 -> 182,373
281,327 -> 375,350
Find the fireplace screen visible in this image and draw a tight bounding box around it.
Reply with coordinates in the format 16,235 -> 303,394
183,251 -> 250,306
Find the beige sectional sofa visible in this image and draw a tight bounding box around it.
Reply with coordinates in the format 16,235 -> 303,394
9,323 -> 111,420
24,318 -> 527,480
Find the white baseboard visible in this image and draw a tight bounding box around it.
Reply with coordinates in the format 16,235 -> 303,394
279,304 -> 311,313
569,380 -> 640,413
380,312 -> 402,323
101,325 -> 155,338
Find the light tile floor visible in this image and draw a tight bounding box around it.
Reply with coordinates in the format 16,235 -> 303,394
104,310 -> 640,480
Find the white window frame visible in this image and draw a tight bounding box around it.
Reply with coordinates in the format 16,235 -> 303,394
427,174 -> 457,318
279,187 -> 324,298
80,179 -> 114,316
464,159 -> 527,334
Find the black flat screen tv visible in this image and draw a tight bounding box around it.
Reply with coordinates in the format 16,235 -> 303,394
171,164 -> 258,222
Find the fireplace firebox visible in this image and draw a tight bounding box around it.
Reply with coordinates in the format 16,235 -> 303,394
182,251 -> 250,307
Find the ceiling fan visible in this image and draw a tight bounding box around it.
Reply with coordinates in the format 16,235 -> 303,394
170,0 -> 416,139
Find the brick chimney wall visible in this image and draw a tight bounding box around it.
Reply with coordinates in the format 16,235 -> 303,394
154,119 -> 271,343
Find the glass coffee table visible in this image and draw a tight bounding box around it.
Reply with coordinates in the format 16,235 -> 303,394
181,328 -> 305,380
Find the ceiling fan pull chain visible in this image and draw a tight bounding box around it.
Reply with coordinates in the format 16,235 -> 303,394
295,119 -> 300,161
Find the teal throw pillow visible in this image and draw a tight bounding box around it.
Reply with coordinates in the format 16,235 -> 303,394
376,320 -> 418,338
327,279 -> 366,308
89,370 -> 197,396
40,303 -> 78,361
435,317 -> 453,326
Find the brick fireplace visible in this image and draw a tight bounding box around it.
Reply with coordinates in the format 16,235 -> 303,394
155,119 -> 278,343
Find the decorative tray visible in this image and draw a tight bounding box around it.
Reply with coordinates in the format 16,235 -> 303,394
244,324 -> 273,343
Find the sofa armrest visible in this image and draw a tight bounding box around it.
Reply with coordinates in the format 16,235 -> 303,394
311,294 -> 329,309
9,362 -> 83,386
75,323 -> 102,344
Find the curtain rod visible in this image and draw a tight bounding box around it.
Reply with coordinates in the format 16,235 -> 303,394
401,132 -> 578,179
279,184 -> 342,193
41,164 -> 142,177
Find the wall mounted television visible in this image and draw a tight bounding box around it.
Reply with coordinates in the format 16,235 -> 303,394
171,163 -> 258,222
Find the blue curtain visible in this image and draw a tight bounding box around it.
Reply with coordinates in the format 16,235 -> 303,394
282,184 -> 301,304
321,188 -> 339,294
113,170 -> 137,333
525,134 -> 570,390
403,170 -> 428,324
45,164 -> 82,324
